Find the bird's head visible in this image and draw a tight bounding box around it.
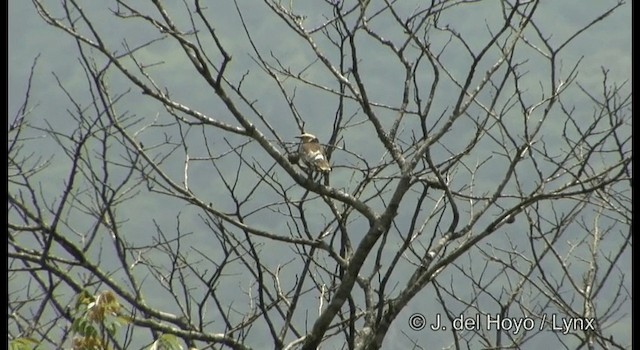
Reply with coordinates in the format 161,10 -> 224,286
295,133 -> 319,143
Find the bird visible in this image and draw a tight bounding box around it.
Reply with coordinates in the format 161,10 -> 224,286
295,133 -> 332,173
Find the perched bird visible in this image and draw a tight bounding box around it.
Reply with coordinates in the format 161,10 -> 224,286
295,133 -> 332,173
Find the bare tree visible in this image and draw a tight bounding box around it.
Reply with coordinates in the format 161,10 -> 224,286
9,1 -> 631,349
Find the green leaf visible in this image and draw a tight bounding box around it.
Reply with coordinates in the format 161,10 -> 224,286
148,334 -> 183,350
9,337 -> 39,350
115,315 -> 133,324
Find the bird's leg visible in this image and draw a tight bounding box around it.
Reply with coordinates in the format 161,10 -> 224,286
322,172 -> 330,186
305,167 -> 315,180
